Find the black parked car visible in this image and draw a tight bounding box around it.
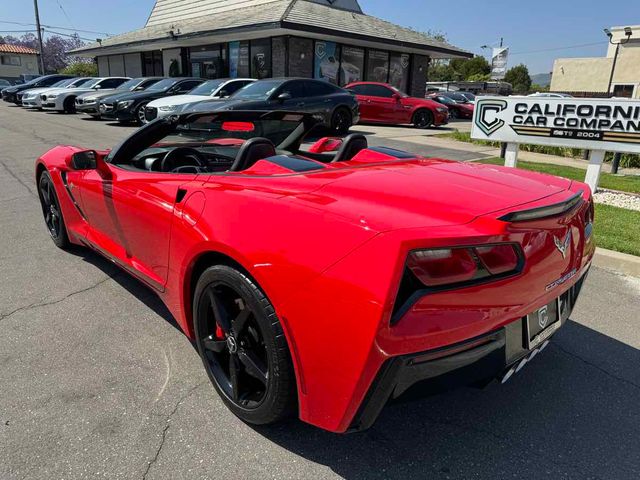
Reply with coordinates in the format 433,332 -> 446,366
99,77 -> 204,124
1,74 -> 75,104
184,78 -> 360,133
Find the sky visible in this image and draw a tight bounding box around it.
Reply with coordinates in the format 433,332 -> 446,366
0,0 -> 637,75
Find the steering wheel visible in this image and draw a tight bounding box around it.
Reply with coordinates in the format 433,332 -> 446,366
160,147 -> 207,172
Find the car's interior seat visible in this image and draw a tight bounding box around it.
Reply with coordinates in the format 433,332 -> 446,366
331,134 -> 368,163
229,137 -> 277,172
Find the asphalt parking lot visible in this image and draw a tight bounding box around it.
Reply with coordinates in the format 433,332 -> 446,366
1,104 -> 639,480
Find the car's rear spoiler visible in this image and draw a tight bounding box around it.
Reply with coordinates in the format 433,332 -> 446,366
498,191 -> 584,222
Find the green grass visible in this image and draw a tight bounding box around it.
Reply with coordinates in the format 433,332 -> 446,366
439,131 -> 640,168
593,204 -> 640,257
478,158 -> 640,195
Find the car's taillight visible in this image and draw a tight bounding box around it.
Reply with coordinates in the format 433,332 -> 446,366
475,245 -> 519,275
407,244 -> 521,288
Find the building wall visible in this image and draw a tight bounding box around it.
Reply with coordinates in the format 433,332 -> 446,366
272,37 -> 287,77
409,54 -> 429,98
550,57 -> 613,93
610,42 -> 640,96
288,37 -> 313,77
97,54 -> 144,77
0,53 -> 39,80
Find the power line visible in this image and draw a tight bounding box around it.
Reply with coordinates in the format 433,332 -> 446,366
55,0 -> 77,31
0,20 -> 112,36
509,41 -> 606,55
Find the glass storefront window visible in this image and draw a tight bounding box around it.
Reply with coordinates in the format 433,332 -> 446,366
340,46 -> 364,85
142,51 -> 163,76
314,41 -> 341,85
250,39 -> 272,79
366,49 -> 389,83
190,44 -> 228,79
389,52 -> 410,92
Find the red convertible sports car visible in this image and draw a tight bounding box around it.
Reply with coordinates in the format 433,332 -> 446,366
36,110 -> 594,433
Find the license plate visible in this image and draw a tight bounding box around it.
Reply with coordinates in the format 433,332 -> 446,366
524,291 -> 571,350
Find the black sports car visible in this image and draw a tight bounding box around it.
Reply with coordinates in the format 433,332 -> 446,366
184,78 -> 360,133
1,74 -> 75,104
98,78 -> 204,124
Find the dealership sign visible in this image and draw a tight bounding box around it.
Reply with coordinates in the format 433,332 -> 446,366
491,47 -> 509,80
472,96 -> 640,154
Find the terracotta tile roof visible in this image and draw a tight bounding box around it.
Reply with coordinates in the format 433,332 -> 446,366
0,44 -> 39,55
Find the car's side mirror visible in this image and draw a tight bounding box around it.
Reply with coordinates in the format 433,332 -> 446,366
277,92 -> 292,103
134,86 -> 145,91
392,93 -> 401,101
218,89 -> 229,98
70,150 -> 97,170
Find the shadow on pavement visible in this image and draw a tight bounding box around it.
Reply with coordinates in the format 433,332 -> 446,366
256,321 -> 640,479
66,246 -> 183,335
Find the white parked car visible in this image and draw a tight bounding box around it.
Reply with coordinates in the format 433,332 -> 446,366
21,77 -> 93,108
143,78 -> 254,123
41,77 -> 130,113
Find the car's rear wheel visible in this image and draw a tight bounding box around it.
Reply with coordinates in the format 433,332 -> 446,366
193,265 -> 296,425
63,97 -> 76,114
137,103 -> 149,125
331,107 -> 352,134
38,170 -> 69,249
413,109 -> 434,129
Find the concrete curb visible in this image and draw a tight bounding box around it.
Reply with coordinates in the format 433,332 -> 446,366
593,247 -> 640,278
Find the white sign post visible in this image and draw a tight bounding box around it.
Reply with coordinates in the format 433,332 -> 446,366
471,96 -> 640,192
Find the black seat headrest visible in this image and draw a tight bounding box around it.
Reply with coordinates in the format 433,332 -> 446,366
229,137 -> 277,172
331,134 -> 368,163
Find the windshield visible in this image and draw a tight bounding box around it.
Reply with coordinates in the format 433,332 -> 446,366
462,93 -> 476,101
171,114 -> 304,146
147,79 -> 176,91
52,79 -> 74,88
232,80 -> 282,100
117,79 -> 142,90
190,80 -> 226,96
73,79 -> 98,88
390,86 -> 408,97
435,96 -> 456,105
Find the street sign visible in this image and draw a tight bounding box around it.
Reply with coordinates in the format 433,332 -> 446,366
472,96 -> 640,191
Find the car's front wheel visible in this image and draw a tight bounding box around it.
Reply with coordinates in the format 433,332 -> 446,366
413,109 -> 434,129
63,97 -> 76,114
136,103 -> 149,125
193,264 -> 297,425
38,170 -> 69,249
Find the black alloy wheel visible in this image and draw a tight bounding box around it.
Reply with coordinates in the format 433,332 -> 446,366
449,108 -> 458,120
63,97 -> 76,114
38,171 -> 69,248
413,109 -> 434,129
331,107 -> 352,134
194,265 -> 296,425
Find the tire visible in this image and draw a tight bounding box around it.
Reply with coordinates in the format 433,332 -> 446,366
136,103 -> 149,125
330,107 -> 352,135
63,97 -> 76,114
449,108 -> 458,120
38,170 -> 69,249
193,265 -> 296,425
412,109 -> 434,129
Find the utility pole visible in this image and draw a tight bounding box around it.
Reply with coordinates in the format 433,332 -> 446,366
33,0 -> 46,74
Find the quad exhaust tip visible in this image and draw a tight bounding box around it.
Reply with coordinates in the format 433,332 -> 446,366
501,340 -> 550,384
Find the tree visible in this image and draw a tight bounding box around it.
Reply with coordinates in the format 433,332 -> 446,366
0,33 -> 90,73
427,56 -> 491,82
61,61 -> 97,76
427,62 -> 459,82
451,56 -> 491,80
504,64 -> 532,93
529,83 -> 550,93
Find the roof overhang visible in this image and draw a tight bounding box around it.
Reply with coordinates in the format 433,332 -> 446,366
71,21 -> 472,59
